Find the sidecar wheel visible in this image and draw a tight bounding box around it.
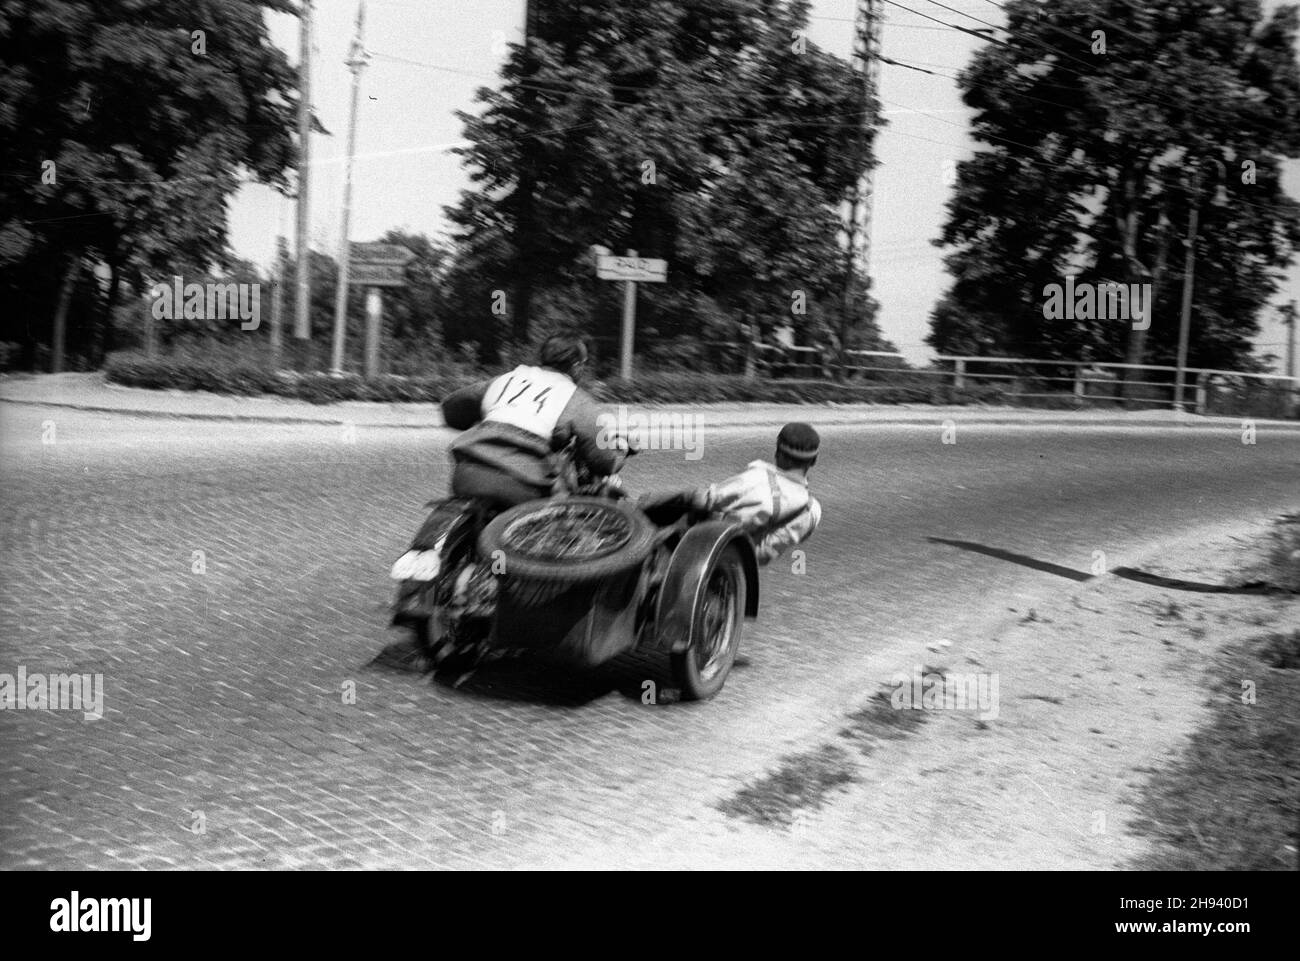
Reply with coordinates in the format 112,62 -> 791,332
671,544 -> 745,701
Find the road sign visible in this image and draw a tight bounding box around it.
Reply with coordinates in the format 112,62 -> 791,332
339,244 -> 414,376
348,262 -> 408,287
596,254 -> 667,283
592,249 -> 670,380
350,242 -> 416,266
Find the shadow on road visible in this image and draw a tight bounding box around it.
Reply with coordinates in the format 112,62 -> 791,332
926,537 -> 1093,582
1110,567 -> 1291,595
367,645 -> 661,707
927,536 -> 1293,595
433,657 -> 618,707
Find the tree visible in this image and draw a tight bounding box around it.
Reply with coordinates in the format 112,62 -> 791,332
443,0 -> 886,365
374,229 -> 449,356
929,0 -> 1300,381
0,0 -> 299,369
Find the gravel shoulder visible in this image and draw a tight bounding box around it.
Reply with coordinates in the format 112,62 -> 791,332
537,513 -> 1299,870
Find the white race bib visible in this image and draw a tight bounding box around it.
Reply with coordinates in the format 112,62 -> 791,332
480,366 -> 578,440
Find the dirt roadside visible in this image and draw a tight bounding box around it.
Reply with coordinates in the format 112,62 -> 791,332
540,513 -> 1299,869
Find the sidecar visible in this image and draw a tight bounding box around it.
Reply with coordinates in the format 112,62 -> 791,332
391,496 -> 759,701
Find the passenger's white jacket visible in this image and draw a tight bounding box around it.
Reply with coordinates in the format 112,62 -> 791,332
702,460 -> 822,565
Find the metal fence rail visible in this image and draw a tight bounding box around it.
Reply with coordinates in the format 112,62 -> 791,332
937,355 -> 1298,415
688,341 -> 1297,417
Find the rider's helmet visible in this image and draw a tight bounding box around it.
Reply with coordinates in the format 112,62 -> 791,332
538,333 -> 589,379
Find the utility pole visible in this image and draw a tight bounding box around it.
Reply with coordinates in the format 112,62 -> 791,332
842,0 -> 882,353
511,0 -> 540,346
331,1 -> 368,377
294,0 -> 314,344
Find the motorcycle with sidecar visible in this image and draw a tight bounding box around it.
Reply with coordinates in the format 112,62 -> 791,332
387,446 -> 759,700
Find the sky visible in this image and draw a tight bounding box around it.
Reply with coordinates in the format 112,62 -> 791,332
229,0 -> 1300,369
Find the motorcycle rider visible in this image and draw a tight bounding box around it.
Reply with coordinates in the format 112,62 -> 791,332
440,332 -> 627,509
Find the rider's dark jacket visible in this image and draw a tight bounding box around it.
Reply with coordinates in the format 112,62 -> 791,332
441,365 -> 620,491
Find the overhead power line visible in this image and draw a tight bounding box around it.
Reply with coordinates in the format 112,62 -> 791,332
977,0 -> 1153,49
902,0 -> 1226,122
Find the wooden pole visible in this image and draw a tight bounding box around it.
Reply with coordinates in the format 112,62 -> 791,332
620,249 -> 637,381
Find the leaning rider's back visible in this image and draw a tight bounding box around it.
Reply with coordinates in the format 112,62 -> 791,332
440,334 -> 619,510
450,364 -> 580,490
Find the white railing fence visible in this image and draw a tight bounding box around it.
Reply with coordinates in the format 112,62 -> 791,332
685,341 -> 1298,416
938,356 -> 1298,416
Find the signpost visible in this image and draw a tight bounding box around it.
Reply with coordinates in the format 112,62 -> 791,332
596,253 -> 668,283
593,248 -> 667,379
346,241 -> 415,378
347,262 -> 409,287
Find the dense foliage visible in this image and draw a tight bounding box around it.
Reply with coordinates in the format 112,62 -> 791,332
929,0 -> 1300,375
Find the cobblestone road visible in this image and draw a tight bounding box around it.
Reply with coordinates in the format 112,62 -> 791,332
2,405 -> 1297,868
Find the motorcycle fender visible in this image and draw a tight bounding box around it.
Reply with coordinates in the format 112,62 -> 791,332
649,520 -> 759,655
391,499 -> 481,625
411,498 -> 479,554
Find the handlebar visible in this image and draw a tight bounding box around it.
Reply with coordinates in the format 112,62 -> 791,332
573,473 -> 628,499
552,434 -> 636,500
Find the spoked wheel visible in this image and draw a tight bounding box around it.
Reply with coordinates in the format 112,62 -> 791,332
671,544 -> 746,701
478,497 -> 657,588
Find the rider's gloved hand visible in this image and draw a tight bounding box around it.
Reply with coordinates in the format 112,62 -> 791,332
612,433 -> 641,456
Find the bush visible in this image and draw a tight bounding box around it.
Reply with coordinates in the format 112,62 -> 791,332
103,348 -> 1063,408
588,373 -> 1014,406
104,349 -> 483,404
0,342 -> 23,371
104,350 -> 279,395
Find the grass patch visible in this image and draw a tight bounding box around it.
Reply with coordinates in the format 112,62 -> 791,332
717,681 -> 938,827
838,687 -> 930,754
1262,513 -> 1300,593
716,744 -> 858,827
1128,628 -> 1300,870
